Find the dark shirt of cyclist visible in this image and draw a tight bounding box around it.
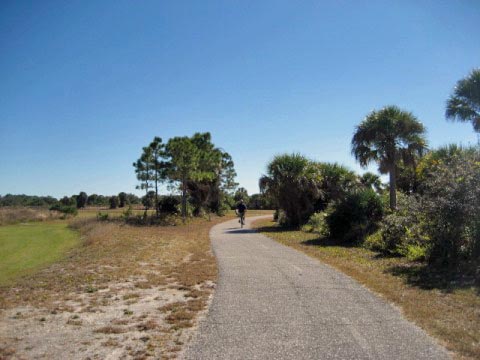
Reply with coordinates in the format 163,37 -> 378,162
236,200 -> 247,214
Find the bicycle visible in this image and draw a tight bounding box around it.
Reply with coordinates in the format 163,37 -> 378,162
236,211 -> 246,228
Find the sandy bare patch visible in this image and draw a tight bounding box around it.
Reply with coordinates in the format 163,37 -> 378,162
0,278 -> 216,360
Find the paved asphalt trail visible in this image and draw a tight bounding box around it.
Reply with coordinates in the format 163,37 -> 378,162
183,216 -> 450,360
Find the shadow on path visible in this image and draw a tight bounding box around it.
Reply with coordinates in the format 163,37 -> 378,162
226,229 -> 257,234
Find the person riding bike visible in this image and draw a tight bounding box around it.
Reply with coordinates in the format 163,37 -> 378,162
236,199 -> 247,227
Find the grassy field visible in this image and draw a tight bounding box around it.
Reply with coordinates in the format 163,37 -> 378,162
0,210 -> 272,359
0,215 -> 225,358
0,222 -> 79,285
253,218 -> 480,360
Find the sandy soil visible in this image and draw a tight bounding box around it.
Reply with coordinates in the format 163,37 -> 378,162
0,276 -> 214,360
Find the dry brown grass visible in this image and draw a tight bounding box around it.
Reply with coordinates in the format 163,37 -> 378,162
253,218 -> 480,360
0,207 -> 62,225
94,325 -> 127,334
0,213 -> 251,359
1,215 -> 222,307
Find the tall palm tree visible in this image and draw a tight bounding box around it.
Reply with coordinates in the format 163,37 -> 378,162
352,106 -> 427,210
446,68 -> 480,133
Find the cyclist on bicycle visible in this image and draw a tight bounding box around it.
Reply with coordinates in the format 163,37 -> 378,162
236,199 -> 247,226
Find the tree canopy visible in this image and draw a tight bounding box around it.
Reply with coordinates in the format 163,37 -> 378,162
134,132 -> 237,220
446,68 -> 480,133
352,105 -> 427,210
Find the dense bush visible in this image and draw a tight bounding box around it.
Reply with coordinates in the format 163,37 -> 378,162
49,204 -> 78,216
215,200 -> 231,216
96,212 -> 109,221
364,194 -> 428,260
302,212 -> 329,236
326,189 -> 383,243
420,147 -> 480,265
158,195 -> 181,214
276,210 -> 289,227
365,146 -> 480,265
260,154 -> 323,227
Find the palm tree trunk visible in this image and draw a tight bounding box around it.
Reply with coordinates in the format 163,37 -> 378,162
389,164 -> 397,210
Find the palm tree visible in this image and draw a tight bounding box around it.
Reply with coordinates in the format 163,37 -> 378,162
446,69 -> 480,133
360,172 -> 384,193
352,106 -> 427,210
259,153 -> 322,226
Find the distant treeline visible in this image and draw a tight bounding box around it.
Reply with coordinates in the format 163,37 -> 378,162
0,192 -> 141,208
0,191 -> 272,211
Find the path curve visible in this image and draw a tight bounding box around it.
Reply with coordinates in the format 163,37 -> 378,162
183,216 -> 450,359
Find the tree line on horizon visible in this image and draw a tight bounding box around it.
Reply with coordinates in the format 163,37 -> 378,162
260,68 -> 480,266
0,192 -> 142,210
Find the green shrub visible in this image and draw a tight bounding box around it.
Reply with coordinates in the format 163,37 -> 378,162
399,244 -> 428,261
364,230 -> 385,252
365,194 -> 429,257
419,146 -> 480,265
216,201 -> 230,216
302,212 -> 329,236
326,189 -> 383,243
158,195 -> 180,215
49,204 -> 78,217
121,206 -> 133,220
96,212 -> 109,221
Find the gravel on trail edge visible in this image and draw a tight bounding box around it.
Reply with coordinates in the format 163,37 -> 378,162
181,215 -> 450,360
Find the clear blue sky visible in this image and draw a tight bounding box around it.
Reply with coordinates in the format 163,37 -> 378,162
1,1 -> 479,198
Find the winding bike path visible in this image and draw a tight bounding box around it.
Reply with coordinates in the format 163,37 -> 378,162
183,216 -> 450,359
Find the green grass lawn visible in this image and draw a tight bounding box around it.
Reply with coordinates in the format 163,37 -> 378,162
0,222 -> 80,285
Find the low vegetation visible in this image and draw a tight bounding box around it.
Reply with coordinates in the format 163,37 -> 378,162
0,213 -> 244,359
0,222 -> 80,285
253,218 -> 480,360
0,207 -> 63,226
261,132 -> 478,269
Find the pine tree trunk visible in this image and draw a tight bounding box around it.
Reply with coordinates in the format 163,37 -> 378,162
182,177 -> 187,223
155,176 -> 159,218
